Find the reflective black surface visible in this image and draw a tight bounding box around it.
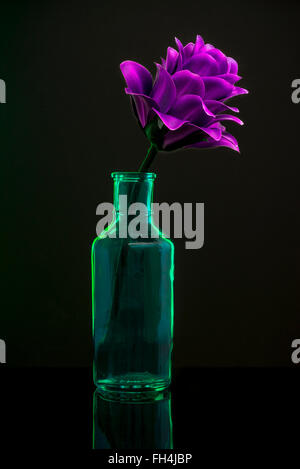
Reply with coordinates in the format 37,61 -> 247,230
1,366 -> 299,453
93,390 -> 173,449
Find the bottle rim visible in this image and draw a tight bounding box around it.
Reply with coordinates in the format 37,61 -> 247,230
111,172 -> 156,181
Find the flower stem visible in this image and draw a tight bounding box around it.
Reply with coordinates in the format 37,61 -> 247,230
138,143 -> 158,172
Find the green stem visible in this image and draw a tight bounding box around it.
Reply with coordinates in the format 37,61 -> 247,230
110,143 -> 158,319
138,143 -> 158,172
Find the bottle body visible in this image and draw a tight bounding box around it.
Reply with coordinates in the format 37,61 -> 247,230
92,172 -> 174,395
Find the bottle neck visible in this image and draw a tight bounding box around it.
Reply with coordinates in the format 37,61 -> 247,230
112,173 -> 155,218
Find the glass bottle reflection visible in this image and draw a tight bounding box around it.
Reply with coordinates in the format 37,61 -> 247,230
93,390 -> 173,449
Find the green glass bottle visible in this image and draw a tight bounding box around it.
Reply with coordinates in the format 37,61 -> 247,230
92,172 -> 174,396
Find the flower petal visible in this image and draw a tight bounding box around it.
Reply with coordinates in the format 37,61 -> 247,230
193,34 -> 205,55
185,53 -> 219,76
165,47 -> 178,74
175,37 -> 184,57
162,123 -> 201,149
217,73 -> 242,84
170,94 -> 215,123
176,52 -> 183,72
207,48 -> 229,74
153,109 -> 186,130
183,42 -> 194,62
227,86 -> 249,98
205,99 -> 239,114
212,114 -> 244,125
202,77 -> 233,100
125,89 -> 157,128
120,60 -> 153,95
222,130 -> 239,148
187,134 -> 240,152
153,108 -> 221,140
227,57 -> 238,75
150,64 -> 176,113
202,43 -> 215,52
172,70 -> 205,98
200,123 -> 223,140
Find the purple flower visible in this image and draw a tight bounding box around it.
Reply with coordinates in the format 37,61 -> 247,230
120,35 -> 248,153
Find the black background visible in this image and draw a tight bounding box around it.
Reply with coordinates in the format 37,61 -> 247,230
0,0 -> 299,368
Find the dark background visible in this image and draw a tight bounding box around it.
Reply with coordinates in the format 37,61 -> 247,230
0,0 -> 299,367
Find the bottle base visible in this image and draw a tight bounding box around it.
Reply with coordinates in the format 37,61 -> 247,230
95,372 -> 170,401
